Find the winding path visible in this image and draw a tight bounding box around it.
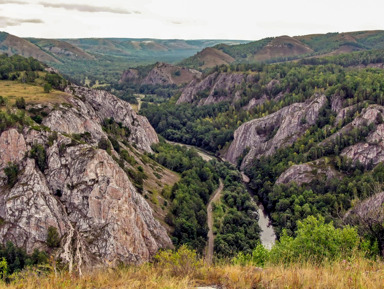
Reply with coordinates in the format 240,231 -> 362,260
206,179 -> 224,264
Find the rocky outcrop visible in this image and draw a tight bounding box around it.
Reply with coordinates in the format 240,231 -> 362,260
225,94 -> 327,169
0,84 -> 171,272
55,85 -> 159,152
0,126 -> 172,272
120,62 -> 201,86
276,159 -> 341,186
178,72 -> 254,105
333,105 -> 384,167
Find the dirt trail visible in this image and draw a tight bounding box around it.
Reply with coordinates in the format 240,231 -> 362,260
205,179 -> 223,264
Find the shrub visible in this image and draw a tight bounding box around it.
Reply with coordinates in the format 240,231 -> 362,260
154,245 -> 202,276
4,162 -> 19,187
30,144 -> 47,172
46,226 -> 60,248
43,83 -> 52,93
269,215 -> 360,264
233,243 -> 269,267
15,97 -> 26,109
98,138 -> 111,152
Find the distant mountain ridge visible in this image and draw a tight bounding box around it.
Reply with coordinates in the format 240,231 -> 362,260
180,30 -> 384,69
0,31 -> 249,84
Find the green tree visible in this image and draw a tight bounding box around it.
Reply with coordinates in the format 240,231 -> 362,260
43,83 -> 52,93
47,226 -> 60,248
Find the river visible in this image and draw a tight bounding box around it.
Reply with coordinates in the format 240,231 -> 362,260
167,140 -> 276,249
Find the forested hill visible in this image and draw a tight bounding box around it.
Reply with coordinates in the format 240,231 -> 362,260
180,30 -> 384,69
141,48 -> 384,256
0,31 -> 248,86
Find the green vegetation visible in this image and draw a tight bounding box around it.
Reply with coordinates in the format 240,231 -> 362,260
29,144 -> 47,172
211,161 -> 260,258
233,215 -> 369,266
150,142 -> 219,252
0,242 -> 48,276
149,142 -> 260,257
3,163 -> 19,187
0,54 -> 44,80
46,227 -> 60,248
143,53 -> 384,153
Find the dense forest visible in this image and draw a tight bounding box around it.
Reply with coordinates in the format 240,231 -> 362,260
149,141 -> 260,256
140,49 -> 384,256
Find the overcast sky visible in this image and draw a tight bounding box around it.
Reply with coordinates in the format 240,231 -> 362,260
0,0 -> 383,40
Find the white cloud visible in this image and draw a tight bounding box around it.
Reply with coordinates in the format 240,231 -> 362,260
0,0 -> 383,40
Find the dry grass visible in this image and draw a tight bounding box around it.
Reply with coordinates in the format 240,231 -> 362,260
1,257 -> 383,289
0,81 -> 71,105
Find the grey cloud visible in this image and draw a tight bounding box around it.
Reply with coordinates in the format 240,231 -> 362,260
39,2 -> 142,15
0,16 -> 43,28
0,0 -> 28,4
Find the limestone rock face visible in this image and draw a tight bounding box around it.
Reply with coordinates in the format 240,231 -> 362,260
0,84 -> 171,271
0,158 -> 68,253
338,106 -> 384,167
225,94 -> 327,169
63,85 -> 159,152
177,72 -> 249,105
0,129 -> 28,186
120,62 -> 201,86
276,159 -> 341,186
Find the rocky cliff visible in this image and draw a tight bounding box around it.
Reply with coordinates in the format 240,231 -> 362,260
177,72 -> 248,105
225,94 -> 327,169
120,62 -> 201,86
0,85 -> 172,273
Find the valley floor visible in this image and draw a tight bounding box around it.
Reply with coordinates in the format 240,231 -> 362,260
2,258 -> 383,289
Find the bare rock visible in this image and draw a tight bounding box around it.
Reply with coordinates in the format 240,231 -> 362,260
276,159 -> 341,186
0,158 -> 68,253
225,95 -> 327,169
0,129 -> 27,170
340,106 -> 384,167
46,141 -> 172,266
63,85 -> 158,152
120,62 -> 201,86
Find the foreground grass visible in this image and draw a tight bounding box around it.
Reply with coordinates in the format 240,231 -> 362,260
1,257 -> 383,289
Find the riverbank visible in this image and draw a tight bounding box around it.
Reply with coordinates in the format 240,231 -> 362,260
165,140 -> 277,249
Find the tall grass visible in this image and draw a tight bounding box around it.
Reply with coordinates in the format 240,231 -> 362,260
0,254 -> 382,289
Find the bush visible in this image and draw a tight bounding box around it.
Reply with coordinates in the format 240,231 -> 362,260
15,97 -> 26,109
43,83 -> 52,93
3,162 -> 19,187
30,144 -> 47,172
154,245 -> 202,276
46,226 -> 60,248
233,243 -> 269,267
98,138 -> 111,152
233,216 -> 361,266
269,215 -> 360,263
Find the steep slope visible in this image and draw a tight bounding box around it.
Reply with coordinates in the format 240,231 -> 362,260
252,36 -> 313,62
0,32 -> 59,63
0,76 -> 174,272
225,94 -> 327,168
28,38 -> 95,60
179,47 -> 235,69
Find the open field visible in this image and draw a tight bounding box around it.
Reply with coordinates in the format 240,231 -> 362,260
0,81 -> 70,105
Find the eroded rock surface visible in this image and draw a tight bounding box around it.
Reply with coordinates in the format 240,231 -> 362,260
225,94 -> 327,169
0,85 -> 171,271
276,159 -> 341,186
